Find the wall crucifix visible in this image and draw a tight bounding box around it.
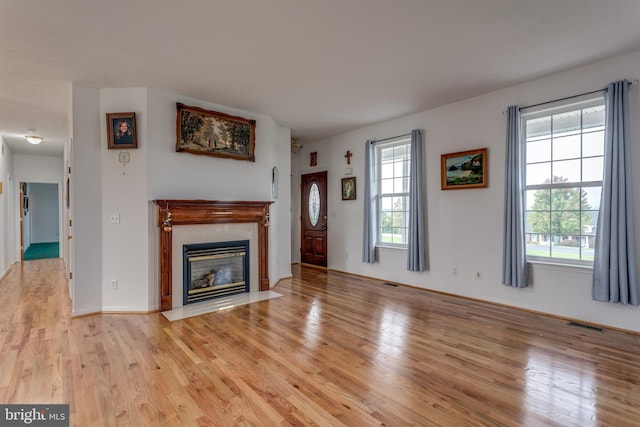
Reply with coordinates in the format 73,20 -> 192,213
345,150 -> 352,165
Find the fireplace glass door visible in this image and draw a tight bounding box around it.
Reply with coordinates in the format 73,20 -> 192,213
183,240 -> 249,304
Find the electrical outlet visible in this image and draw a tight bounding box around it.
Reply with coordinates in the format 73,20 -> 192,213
452,267 -> 458,276
475,271 -> 482,280
111,279 -> 118,289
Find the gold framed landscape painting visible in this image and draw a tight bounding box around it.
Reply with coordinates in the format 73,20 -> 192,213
176,103 -> 256,161
441,148 -> 488,190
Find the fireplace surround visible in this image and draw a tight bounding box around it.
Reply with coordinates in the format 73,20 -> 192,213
154,200 -> 272,311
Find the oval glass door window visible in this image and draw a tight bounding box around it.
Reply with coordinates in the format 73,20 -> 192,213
309,183 -> 320,226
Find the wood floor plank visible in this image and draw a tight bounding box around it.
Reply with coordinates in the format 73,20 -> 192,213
1,259 -> 640,426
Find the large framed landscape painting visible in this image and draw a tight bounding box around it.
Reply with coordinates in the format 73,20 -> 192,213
441,148 -> 488,190
176,103 -> 256,161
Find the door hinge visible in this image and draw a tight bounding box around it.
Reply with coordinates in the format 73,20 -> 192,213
70,272 -> 73,279
69,219 -> 72,227
68,166 -> 71,174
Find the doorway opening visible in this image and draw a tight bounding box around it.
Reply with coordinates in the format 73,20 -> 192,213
20,182 -> 61,261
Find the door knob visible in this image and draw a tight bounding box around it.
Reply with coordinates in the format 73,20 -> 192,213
67,235 -> 73,240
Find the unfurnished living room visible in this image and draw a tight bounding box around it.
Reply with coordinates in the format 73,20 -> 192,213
1,1 -> 640,426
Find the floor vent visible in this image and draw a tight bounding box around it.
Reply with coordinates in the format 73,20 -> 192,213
567,321 -> 606,333
383,282 -> 398,287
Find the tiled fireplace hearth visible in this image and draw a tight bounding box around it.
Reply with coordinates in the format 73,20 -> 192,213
153,200 -> 273,311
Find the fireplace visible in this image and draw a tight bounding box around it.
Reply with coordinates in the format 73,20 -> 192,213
183,240 -> 249,304
153,200 -> 273,311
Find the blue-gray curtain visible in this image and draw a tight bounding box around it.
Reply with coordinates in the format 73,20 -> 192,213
362,140 -> 377,263
502,105 -> 528,287
407,129 -> 426,271
592,80 -> 639,305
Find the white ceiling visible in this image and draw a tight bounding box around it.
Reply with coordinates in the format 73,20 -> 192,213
2,0 -> 640,156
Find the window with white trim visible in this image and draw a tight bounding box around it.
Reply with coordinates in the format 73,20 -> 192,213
523,98 -> 605,265
376,137 -> 411,247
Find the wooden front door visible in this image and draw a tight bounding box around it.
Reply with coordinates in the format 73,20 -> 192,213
301,171 -> 328,267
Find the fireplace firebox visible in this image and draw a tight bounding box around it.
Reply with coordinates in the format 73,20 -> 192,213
183,240 -> 249,304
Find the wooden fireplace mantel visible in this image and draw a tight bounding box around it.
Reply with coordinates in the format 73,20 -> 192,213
153,199 -> 273,311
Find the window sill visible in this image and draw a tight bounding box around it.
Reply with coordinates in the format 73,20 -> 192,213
376,244 -> 407,251
527,259 -> 592,274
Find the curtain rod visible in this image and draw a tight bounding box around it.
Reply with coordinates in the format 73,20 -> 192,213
519,79 -> 637,111
372,132 -> 412,144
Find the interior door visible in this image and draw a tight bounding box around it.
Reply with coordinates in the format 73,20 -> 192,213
64,138 -> 74,297
301,171 -> 328,267
19,182 -> 25,261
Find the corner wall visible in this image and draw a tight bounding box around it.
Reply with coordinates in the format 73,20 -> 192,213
70,85 -> 292,313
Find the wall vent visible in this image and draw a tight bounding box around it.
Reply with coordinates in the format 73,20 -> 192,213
567,321 -> 605,333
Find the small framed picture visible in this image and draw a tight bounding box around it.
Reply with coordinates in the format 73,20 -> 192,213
106,112 -> 137,149
441,148 -> 488,190
342,177 -> 356,200
310,152 -> 318,167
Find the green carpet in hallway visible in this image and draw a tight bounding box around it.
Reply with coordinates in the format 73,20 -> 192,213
24,242 -> 59,260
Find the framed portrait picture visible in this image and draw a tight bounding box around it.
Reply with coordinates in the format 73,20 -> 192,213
176,103 -> 256,161
441,148 -> 488,190
342,177 -> 356,200
106,112 -> 137,149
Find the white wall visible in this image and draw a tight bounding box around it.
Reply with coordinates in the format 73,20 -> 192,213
70,85 -> 292,313
28,183 -> 59,244
0,137 -> 15,280
100,88 -> 150,312
70,84 -> 103,316
296,49 -> 640,332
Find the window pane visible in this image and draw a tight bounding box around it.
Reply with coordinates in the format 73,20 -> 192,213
526,139 -> 551,163
381,197 -> 392,211
586,211 -> 599,236
394,145 -> 409,160
523,101 -> 604,266
525,210 -> 550,239
376,139 -> 411,247
526,116 -> 551,141
394,160 -> 408,177
380,147 -> 394,163
526,162 -> 551,185
553,111 -> 581,136
551,211 -> 580,234
582,157 -> 603,182
393,178 -> 405,193
582,131 -> 604,157
553,159 -> 581,183
552,134 -> 580,160
583,105 -> 605,130
526,235 -> 551,257
381,162 -> 394,179
391,228 -> 406,243
581,186 -> 601,210
380,212 -> 392,235
381,178 -> 393,194
526,189 -> 549,210
550,235 -> 580,260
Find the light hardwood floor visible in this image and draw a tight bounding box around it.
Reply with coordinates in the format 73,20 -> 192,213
1,259 -> 640,426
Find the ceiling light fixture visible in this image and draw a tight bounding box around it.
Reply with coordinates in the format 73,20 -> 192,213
25,129 -> 44,145
291,137 -> 303,154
